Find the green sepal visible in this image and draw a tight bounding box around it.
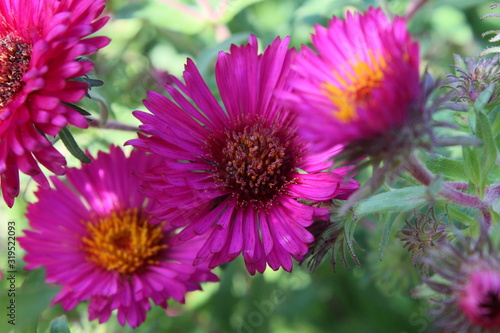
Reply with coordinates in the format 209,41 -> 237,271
50,316 -> 71,333
59,127 -> 91,164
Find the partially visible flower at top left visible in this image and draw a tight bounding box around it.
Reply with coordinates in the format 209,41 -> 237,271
0,0 -> 110,207
19,146 -> 218,328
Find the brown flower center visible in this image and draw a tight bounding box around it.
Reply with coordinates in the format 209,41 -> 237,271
208,123 -> 295,204
0,35 -> 31,108
82,208 -> 167,274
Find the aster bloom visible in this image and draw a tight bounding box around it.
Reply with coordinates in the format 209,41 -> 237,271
460,270 -> 500,330
420,228 -> 500,332
287,7 -> 423,154
19,146 -> 218,328
0,0 -> 110,207
128,36 -> 358,275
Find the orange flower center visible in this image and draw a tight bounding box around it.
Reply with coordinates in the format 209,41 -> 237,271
322,54 -> 386,122
0,34 -> 31,108
82,208 -> 167,274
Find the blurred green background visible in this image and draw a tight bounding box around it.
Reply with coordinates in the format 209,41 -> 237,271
0,0 -> 498,332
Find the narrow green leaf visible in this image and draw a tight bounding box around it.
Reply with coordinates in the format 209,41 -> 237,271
378,213 -> 395,261
59,127 -> 91,164
61,102 -> 91,116
423,153 -> 467,181
462,146 -> 481,186
378,212 -> 409,261
354,187 -> 428,216
446,205 -> 476,227
474,84 -> 495,111
50,316 -> 71,333
475,110 -> 497,184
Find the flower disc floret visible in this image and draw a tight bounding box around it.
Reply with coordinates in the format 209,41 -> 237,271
82,208 -> 167,274
0,35 -> 31,108
207,120 -> 298,204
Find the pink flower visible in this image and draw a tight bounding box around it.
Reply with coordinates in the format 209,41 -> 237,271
459,270 -> 500,330
128,36 -> 358,275
287,7 -> 420,153
19,146 -> 218,328
0,0 -> 110,207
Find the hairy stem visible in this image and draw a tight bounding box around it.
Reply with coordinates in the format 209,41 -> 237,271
405,153 -> 491,226
88,118 -> 139,132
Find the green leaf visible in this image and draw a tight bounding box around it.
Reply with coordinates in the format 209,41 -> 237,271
492,108 -> 500,135
378,212 -> 399,261
59,127 -> 91,164
354,187 -> 428,216
135,1 -> 206,35
11,269 -> 59,333
446,205 -> 476,227
462,146 -> 481,186
50,316 -> 71,333
218,0 -> 264,23
423,153 -> 467,181
61,102 -> 91,116
475,110 -> 498,185
474,84 -> 496,111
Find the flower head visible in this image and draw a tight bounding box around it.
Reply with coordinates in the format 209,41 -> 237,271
0,0 -> 110,207
286,7 -> 424,155
460,270 -> 500,330
19,146 -> 218,328
128,36 -> 358,275
446,54 -> 500,107
420,227 -> 500,332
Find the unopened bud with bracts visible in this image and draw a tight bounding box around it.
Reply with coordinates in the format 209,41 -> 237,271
398,209 -> 450,275
445,54 -> 500,107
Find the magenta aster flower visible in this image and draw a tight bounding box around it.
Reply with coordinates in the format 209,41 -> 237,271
0,0 -> 110,207
459,270 -> 500,330
420,226 -> 500,332
287,7 -> 421,152
128,36 -> 358,275
19,146 -> 218,328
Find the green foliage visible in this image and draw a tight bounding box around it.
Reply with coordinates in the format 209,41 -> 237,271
4,1 -> 500,333
354,187 -> 430,215
50,316 -> 71,333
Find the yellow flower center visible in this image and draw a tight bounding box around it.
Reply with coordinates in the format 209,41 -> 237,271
82,208 -> 167,274
322,54 -> 386,122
